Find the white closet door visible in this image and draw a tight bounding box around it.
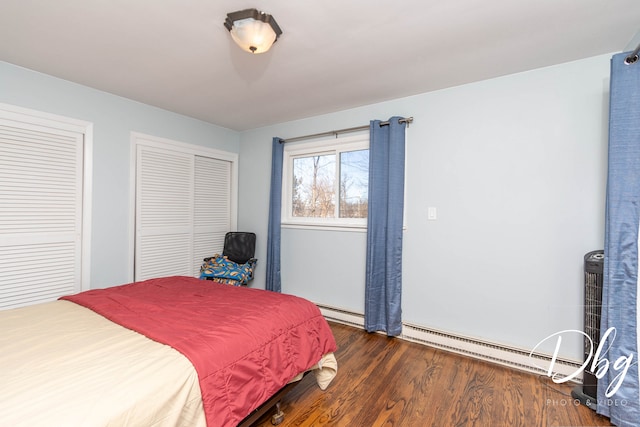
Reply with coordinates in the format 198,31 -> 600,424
193,155 -> 231,273
135,145 -> 194,281
135,143 -> 232,281
0,119 -> 83,309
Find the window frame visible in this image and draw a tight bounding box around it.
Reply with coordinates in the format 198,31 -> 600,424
281,131 -> 369,231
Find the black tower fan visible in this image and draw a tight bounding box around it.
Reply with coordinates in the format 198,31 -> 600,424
571,250 -> 604,410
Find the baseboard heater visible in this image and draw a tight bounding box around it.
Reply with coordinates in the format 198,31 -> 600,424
317,304 -> 583,381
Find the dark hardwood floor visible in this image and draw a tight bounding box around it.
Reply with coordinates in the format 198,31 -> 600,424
253,321 -> 613,427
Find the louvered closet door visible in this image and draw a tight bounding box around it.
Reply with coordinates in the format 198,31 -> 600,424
136,146 -> 194,281
0,119 -> 83,309
135,146 -> 232,281
193,155 -> 231,274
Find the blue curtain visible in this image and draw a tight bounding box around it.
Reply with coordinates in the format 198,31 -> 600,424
598,51 -> 640,426
265,137 -> 284,292
365,117 -> 406,336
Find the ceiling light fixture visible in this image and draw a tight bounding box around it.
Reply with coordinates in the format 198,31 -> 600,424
224,8 -> 282,54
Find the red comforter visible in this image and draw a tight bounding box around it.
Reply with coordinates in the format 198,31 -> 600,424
61,276 -> 337,426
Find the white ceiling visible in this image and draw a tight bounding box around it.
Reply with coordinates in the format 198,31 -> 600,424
1,0 -> 639,131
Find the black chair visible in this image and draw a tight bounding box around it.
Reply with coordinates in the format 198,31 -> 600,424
200,232 -> 257,286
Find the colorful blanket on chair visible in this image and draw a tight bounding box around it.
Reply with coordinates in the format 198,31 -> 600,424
199,254 -> 253,285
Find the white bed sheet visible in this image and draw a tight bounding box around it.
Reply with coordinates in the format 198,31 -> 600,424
0,300 -> 206,427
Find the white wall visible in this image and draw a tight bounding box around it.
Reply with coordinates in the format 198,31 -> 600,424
238,54 -> 611,360
0,61 -> 240,289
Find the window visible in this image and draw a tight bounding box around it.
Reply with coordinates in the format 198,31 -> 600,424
282,132 -> 369,229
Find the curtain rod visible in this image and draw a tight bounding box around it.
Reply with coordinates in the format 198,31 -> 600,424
281,116 -> 413,143
625,42 -> 640,65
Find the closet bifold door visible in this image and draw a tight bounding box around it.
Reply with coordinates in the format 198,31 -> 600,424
135,145 -> 194,281
135,146 -> 232,282
193,155 -> 231,275
0,119 -> 83,309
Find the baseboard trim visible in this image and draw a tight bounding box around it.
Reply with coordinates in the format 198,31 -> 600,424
317,304 -> 583,382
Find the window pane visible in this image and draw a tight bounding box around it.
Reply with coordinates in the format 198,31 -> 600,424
339,149 -> 369,218
292,154 -> 336,218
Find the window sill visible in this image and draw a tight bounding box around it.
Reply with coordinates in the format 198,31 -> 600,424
281,222 -> 367,233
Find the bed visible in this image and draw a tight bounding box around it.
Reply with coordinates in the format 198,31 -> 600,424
0,276 -> 338,426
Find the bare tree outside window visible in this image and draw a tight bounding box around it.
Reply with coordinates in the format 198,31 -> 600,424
292,154 -> 336,217
339,150 -> 369,218
292,150 -> 369,219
